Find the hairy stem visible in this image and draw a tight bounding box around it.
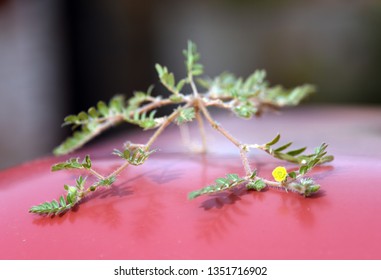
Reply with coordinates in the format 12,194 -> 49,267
106,107 -> 183,179
256,177 -> 281,187
204,97 -> 233,111
108,162 -> 130,178
188,73 -> 200,98
199,102 -> 252,176
199,103 -> 240,147
80,115 -> 124,146
130,98 -> 174,117
145,107 -> 183,149
88,168 -> 105,180
239,146 -> 252,176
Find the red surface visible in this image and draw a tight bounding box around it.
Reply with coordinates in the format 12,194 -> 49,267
0,106 -> 381,259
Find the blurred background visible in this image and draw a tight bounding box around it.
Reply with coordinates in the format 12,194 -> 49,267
0,0 -> 380,169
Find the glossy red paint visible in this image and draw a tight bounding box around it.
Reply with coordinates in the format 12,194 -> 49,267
0,106 -> 380,259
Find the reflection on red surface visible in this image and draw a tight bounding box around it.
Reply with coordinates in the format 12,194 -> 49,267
1,152 -> 381,260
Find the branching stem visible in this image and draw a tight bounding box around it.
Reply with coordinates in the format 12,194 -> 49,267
30,41 -> 330,216
239,146 -> 252,176
132,98 -> 174,117
199,102 -> 252,176
107,108 -> 182,179
199,103 -> 240,147
84,115 -> 124,143
108,162 -> 130,178
145,107 -> 183,149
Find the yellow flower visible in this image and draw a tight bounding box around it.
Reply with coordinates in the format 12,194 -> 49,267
272,166 -> 287,182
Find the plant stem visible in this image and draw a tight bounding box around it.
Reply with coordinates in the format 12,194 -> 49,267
130,98 -> 174,117
78,115 -> 124,148
204,98 -> 233,110
108,107 -> 183,179
239,147 -> 252,176
199,103 -> 240,147
188,73 -> 199,98
199,102 -> 252,176
256,177 -> 281,187
145,107 -> 183,149
108,162 -> 130,178
88,168 -> 105,180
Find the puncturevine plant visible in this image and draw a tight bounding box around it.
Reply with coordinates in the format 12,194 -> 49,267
29,41 -> 333,215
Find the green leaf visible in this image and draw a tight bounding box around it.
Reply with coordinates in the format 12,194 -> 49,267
233,103 -> 258,119
56,94 -> 128,155
166,73 -> 175,88
125,110 -> 158,130
266,134 -> 281,146
109,95 -> 125,113
196,78 -> 211,89
59,196 -> 66,207
249,170 -> 257,179
66,194 -> 73,204
176,79 -> 187,92
113,147 -> 154,166
215,177 -> 229,187
53,129 -> 93,155
246,179 -> 266,191
305,185 -> 320,196
155,63 -> 180,93
51,200 -> 59,209
188,173 -> 244,199
188,190 -> 202,200
78,112 -> 88,121
320,155 -> 334,163
63,115 -> 79,125
169,94 -> 184,103
192,66 -> 203,76
98,176 -> 116,186
275,142 -> 293,152
65,185 -> 78,205
81,155 -> 92,169
308,158 -> 320,169
291,143 -> 333,176
67,186 -> 77,197
51,158 -> 82,171
288,178 -> 321,196
226,173 -> 240,182
88,107 -> 99,118
52,156 -> 92,171
287,147 -> 307,156
155,63 -> 164,77
29,196 -> 70,216
299,165 -> 308,175
128,91 -> 149,109
183,40 -> 204,77
288,171 -> 297,179
264,84 -> 316,107
175,107 -> 195,125
275,152 -> 299,163
97,101 -> 109,117
75,176 -> 86,190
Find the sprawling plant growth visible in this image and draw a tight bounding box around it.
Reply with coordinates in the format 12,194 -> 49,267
30,41 -> 333,215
